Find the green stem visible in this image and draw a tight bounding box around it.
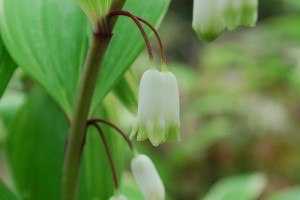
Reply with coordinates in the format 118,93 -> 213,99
61,2 -> 126,199
61,33 -> 111,200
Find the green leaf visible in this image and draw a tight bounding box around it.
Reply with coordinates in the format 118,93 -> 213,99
78,94 -> 125,200
6,88 -> 69,200
0,37 -> 16,98
0,0 -> 90,116
202,173 -> 267,200
0,179 -> 19,200
91,0 -> 170,112
0,0 -> 170,118
265,187 -> 300,200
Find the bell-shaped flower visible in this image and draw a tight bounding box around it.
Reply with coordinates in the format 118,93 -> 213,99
162,71 -> 180,141
193,0 -> 258,42
131,154 -> 165,200
239,0 -> 258,27
130,69 -> 180,146
192,0 -> 225,42
221,0 -> 243,30
109,194 -> 128,200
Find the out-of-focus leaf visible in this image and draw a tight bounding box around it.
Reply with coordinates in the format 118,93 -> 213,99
0,180 -> 19,200
0,37 -> 16,98
265,187 -> 300,200
6,88 -> 69,200
78,94 -> 125,200
0,90 -> 25,145
113,70 -> 138,114
0,90 -> 26,126
0,0 -> 90,116
202,173 -> 267,200
91,0 -> 170,112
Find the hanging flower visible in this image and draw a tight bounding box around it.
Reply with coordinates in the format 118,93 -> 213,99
239,0 -> 258,27
192,0 -> 258,41
109,194 -> 128,200
192,0 -> 225,42
131,154 -> 165,200
221,0 -> 243,30
130,69 -> 180,146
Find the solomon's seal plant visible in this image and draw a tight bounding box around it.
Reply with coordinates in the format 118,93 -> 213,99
0,0 -> 260,199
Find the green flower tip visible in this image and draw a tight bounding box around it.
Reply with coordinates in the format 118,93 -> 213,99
77,0 -> 113,26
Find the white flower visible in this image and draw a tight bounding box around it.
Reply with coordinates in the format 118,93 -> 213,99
220,0 -> 243,30
192,0 -> 225,41
239,0 -> 258,27
161,71 -> 180,141
109,194 -> 128,200
192,0 -> 258,41
130,69 -> 180,146
131,154 -> 165,200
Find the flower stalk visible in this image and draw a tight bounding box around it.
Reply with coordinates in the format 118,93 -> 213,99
109,10 -> 154,62
89,122 -> 119,190
62,1 -> 126,199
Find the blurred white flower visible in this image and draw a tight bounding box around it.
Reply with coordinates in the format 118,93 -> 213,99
239,0 -> 258,27
109,194 -> 128,200
192,0 -> 258,41
192,0 -> 224,42
130,69 -> 180,146
221,0 -> 243,30
131,154 -> 165,200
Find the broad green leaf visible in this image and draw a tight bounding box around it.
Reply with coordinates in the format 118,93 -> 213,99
78,94 -> 125,200
0,179 -> 19,200
0,37 -> 16,98
0,0 -> 90,116
6,88 -> 69,200
0,0 -> 170,118
202,173 -> 267,200
265,187 -> 300,200
91,0 -> 170,112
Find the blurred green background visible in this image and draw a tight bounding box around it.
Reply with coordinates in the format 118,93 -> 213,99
1,0 -> 300,199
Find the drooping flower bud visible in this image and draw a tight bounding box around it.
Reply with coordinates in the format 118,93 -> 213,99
192,0 -> 225,42
130,69 -> 180,146
221,0 -> 243,30
193,0 -> 258,41
239,0 -> 258,27
109,194 -> 128,200
131,154 -> 165,200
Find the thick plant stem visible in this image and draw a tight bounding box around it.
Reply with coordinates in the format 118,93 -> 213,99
61,33 -> 111,200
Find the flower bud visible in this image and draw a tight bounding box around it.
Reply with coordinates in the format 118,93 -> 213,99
130,69 -> 180,146
131,154 -> 165,200
109,194 -> 128,200
192,0 -> 225,42
239,0 -> 258,27
221,0 -> 243,30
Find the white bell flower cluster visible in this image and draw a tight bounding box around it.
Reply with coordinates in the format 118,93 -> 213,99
193,0 -> 258,41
